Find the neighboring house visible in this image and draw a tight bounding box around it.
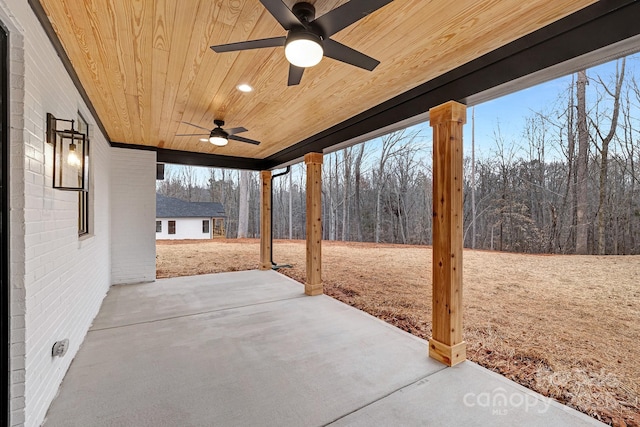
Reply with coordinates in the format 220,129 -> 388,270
156,194 -> 226,240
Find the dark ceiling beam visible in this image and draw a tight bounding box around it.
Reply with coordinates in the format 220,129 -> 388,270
110,142 -> 264,170
262,0 -> 640,169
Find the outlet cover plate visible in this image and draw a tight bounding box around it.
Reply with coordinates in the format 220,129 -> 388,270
52,339 -> 69,357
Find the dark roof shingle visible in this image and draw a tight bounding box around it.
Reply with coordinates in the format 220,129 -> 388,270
156,193 -> 225,218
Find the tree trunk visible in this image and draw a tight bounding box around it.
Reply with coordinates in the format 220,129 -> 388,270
181,166 -> 196,201
221,169 -> 228,237
563,74 -> 576,253
327,155 -> 336,240
595,58 -> 625,255
354,143 -> 365,242
374,131 -> 403,243
208,168 -> 217,202
288,170 -> 293,239
575,70 -> 589,254
237,170 -> 250,238
397,188 -> 406,244
375,187 -> 382,243
471,106 -> 477,249
341,148 -> 352,241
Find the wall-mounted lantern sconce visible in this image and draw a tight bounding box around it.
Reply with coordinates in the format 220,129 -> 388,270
47,113 -> 87,191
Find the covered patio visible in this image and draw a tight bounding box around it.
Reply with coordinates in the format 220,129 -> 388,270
4,0 -> 640,425
43,270 -> 601,426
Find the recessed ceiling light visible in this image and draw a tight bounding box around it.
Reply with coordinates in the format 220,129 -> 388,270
237,83 -> 253,93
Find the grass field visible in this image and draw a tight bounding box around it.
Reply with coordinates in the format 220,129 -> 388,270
157,239 -> 640,426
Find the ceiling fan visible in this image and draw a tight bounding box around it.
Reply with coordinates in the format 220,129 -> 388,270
210,0 -> 394,86
176,120 -> 261,146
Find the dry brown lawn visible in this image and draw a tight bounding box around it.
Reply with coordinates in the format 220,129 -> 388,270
157,239 -> 640,426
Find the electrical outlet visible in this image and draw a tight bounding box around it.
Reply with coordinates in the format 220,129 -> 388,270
52,339 -> 69,357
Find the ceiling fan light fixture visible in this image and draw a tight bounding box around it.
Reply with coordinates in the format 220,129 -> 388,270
209,136 -> 228,146
209,128 -> 229,146
285,31 -> 323,68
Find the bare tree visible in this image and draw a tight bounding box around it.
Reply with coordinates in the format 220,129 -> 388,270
563,76 -> 577,253
471,106 -> 477,249
156,164 -> 182,198
353,143 -> 366,241
575,69 -> 590,254
180,166 -> 198,201
288,169 -> 293,239
592,58 -> 625,254
621,78 -> 640,252
341,147 -> 353,241
323,153 -> 338,240
237,170 -> 250,238
375,131 -> 407,243
207,168 -> 218,202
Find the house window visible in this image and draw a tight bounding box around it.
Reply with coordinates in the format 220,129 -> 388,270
156,221 -> 162,232
168,220 -> 176,234
202,220 -> 210,234
77,113 -> 90,235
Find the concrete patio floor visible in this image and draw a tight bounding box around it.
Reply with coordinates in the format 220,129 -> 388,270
43,270 -> 602,426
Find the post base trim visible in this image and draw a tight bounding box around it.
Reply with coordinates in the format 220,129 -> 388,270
429,338 -> 466,366
305,283 -> 323,296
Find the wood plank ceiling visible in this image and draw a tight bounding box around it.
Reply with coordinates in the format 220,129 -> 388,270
37,0 -> 597,161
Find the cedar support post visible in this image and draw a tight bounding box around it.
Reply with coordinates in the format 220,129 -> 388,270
429,101 -> 467,367
304,153 -> 323,296
259,170 -> 272,271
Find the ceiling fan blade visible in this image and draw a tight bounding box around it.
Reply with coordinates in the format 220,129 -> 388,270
176,133 -> 208,137
323,39 -> 380,71
288,64 -> 304,86
181,121 -> 211,131
229,135 -> 261,145
260,0 -> 302,30
313,0 -> 394,37
211,36 -> 286,53
226,127 -> 248,136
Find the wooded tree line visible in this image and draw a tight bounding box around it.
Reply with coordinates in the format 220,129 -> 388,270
157,58 -> 640,255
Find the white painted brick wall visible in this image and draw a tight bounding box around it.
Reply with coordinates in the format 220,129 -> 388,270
110,148 -> 156,285
0,1 -> 111,426
4,3 -> 28,425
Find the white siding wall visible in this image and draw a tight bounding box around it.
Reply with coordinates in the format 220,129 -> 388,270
156,218 -> 211,240
0,1 -> 111,425
110,148 -> 156,285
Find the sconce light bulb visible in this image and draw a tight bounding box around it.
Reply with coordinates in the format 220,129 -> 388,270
68,143 -> 81,167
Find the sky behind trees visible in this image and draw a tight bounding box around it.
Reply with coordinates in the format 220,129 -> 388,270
464,53 -> 640,156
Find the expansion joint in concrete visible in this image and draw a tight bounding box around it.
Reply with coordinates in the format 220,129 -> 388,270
323,368 -> 448,426
89,295 -> 307,332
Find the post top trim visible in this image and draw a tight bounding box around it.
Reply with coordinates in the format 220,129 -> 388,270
429,101 -> 467,126
304,152 -> 324,165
